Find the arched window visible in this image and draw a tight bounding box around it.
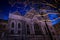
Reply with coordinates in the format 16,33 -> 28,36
11,22 -> 14,28
18,23 -> 20,28
34,23 -> 43,35
27,24 -> 30,35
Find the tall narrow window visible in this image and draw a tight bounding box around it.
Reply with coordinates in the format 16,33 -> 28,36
34,23 -> 42,35
11,30 -> 14,34
44,27 -> 48,35
3,25 -> 6,28
18,23 -> 20,28
18,30 -> 20,34
52,32 -> 55,35
27,24 -> 30,35
11,22 -> 14,28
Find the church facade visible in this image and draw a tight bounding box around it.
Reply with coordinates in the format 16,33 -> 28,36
7,8 -> 59,40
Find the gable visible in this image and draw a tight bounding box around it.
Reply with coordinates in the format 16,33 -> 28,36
24,8 -> 39,19
12,11 -> 21,16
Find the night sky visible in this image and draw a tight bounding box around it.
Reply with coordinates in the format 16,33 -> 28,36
0,0 -> 60,25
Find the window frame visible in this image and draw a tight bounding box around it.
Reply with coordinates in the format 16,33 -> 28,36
11,22 -> 14,28
18,23 -> 21,28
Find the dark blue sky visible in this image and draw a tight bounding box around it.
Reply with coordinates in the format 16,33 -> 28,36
0,0 -> 40,20
0,0 -> 10,20
0,0 -> 60,25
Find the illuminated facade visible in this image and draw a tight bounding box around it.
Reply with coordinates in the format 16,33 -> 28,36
7,8 -> 59,40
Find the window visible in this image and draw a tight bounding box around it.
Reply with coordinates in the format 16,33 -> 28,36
44,27 -> 48,35
18,30 -> 20,34
0,25 -> 2,28
52,32 -> 55,35
11,22 -> 14,28
34,23 -> 43,35
3,25 -> 6,28
14,38 -> 17,40
27,24 -> 30,35
11,30 -> 14,34
18,23 -> 20,28
34,24 -> 39,30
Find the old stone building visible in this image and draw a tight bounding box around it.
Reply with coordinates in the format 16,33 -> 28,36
6,7 -> 59,40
